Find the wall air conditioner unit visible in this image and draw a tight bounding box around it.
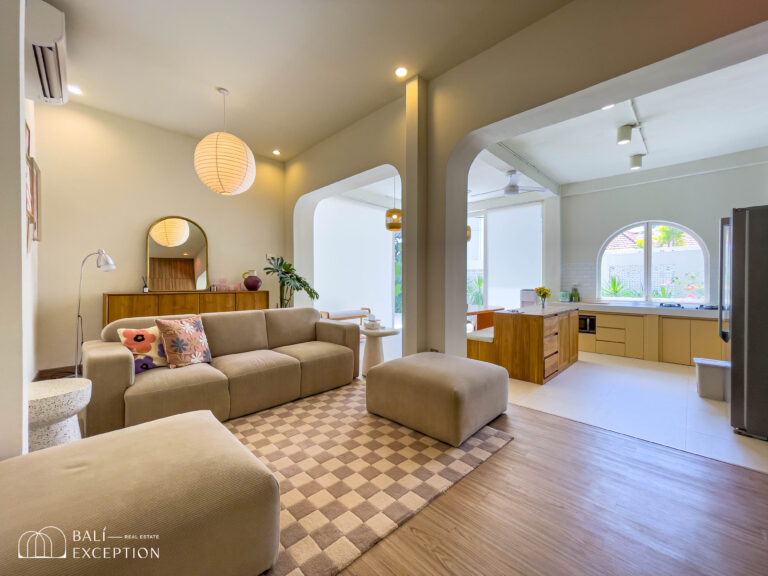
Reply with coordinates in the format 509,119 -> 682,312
25,0 -> 69,105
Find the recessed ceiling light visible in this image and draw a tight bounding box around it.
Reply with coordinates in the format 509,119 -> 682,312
272,149 -> 280,156
395,67 -> 408,78
183,252 -> 189,256
67,84 -> 83,95
630,154 -> 644,171
616,124 -> 633,146
601,103 -> 615,110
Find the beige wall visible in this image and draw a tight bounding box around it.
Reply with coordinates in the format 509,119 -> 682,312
34,103 -> 285,369
0,0 -> 31,458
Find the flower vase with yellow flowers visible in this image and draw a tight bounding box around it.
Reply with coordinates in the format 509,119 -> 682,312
534,286 -> 551,309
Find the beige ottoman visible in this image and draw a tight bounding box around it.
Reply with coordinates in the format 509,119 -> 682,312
0,411 -> 280,576
366,352 -> 509,447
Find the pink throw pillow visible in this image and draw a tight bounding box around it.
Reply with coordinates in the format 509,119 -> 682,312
155,316 -> 211,369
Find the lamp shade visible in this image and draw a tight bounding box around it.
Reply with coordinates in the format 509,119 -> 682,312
150,218 -> 190,247
194,131 -> 256,196
385,208 -> 402,231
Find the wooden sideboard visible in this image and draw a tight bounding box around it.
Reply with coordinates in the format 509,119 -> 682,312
467,304 -> 579,384
103,291 -> 269,326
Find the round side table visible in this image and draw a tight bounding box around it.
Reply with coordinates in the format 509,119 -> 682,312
360,328 -> 401,376
28,378 -> 92,451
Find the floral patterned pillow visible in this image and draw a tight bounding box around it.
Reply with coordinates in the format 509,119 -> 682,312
155,316 -> 211,369
116,326 -> 168,374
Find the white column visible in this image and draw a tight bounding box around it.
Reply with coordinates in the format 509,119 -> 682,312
0,0 -> 29,458
402,76 -> 428,355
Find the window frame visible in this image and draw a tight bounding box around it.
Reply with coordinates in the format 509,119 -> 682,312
597,220 -> 709,304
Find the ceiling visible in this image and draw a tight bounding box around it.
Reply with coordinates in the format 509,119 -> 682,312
502,53 -> 768,184
49,0 -> 570,159
337,151 -> 549,209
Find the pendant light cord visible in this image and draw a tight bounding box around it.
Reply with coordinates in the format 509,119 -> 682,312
222,90 -> 227,131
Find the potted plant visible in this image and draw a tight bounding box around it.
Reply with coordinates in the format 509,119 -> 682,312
534,286 -> 551,308
264,256 -> 319,308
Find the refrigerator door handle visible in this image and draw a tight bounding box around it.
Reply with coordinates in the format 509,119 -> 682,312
718,217 -> 730,343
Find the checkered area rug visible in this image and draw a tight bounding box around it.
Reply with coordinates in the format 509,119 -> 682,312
226,381 -> 512,576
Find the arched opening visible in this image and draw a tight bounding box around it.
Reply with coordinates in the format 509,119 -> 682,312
294,164 -> 403,360
439,28 -> 765,356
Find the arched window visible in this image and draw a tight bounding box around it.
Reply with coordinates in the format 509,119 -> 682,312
598,222 -> 708,303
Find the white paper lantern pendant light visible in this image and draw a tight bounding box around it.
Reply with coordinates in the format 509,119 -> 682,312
194,87 -> 256,196
150,218 -> 190,247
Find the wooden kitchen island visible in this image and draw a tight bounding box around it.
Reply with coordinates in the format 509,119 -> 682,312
467,303 -> 579,384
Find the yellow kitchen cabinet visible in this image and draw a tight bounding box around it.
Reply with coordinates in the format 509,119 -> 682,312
579,333 -> 596,353
624,316 -> 644,359
661,318 -> 691,365
690,319 -> 724,363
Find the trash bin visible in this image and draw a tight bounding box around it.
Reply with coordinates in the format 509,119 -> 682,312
694,358 -> 731,401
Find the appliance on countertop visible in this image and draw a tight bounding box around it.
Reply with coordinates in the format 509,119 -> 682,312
720,205 -> 768,441
578,315 -> 596,334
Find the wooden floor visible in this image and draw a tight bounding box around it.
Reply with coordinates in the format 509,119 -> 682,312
342,404 -> 768,576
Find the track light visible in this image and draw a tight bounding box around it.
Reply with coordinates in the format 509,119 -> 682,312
617,124 -> 633,146
629,154 -> 644,171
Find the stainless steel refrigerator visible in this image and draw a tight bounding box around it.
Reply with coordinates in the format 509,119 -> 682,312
720,205 -> 768,441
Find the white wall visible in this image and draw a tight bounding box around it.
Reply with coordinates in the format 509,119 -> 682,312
314,196 -> 394,325
34,103 -> 286,369
486,203 -> 543,309
0,0 -> 30,459
561,154 -> 768,302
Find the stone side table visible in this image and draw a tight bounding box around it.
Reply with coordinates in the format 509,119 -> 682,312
360,328 -> 400,377
28,378 -> 92,451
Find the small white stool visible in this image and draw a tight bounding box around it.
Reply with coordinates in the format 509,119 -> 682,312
360,328 -> 400,377
28,378 -> 92,451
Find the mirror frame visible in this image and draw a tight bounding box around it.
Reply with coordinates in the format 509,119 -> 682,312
145,215 -> 210,292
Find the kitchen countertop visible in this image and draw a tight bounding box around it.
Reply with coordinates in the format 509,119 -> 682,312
498,303 -> 580,317
575,300 -> 719,319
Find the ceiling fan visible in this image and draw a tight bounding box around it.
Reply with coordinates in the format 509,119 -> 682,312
469,170 -> 547,199
497,170 -> 547,196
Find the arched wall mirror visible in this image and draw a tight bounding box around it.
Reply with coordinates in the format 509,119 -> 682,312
146,216 -> 209,291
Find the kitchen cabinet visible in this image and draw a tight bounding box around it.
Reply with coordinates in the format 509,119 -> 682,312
661,318 -> 691,365
690,319 -> 725,363
578,333 -> 596,353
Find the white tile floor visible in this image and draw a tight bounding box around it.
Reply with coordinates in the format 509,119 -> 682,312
509,352 -> 768,473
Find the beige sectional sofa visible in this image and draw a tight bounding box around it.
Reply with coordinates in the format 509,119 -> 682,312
0,411 -> 280,575
83,307 -> 359,436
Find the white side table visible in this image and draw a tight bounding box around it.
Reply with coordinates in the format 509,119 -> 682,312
28,378 -> 92,451
360,328 -> 400,377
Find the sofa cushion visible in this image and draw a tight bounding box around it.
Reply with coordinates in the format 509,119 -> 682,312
202,310 -> 269,358
264,307 -> 320,349
212,350 -> 301,419
102,314 -> 193,342
0,411 -> 280,576
125,363 -> 229,426
273,341 -> 353,397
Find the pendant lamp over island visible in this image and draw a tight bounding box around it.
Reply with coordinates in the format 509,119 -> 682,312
194,87 -> 256,196
385,177 -> 402,231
